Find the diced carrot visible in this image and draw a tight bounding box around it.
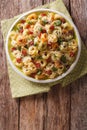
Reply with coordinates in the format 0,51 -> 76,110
30,73 -> 36,78
20,19 -> 26,24
42,29 -> 46,33
22,49 -> 27,56
16,58 -> 22,63
38,33 -> 41,38
41,13 -> 47,16
50,25 -> 54,30
47,57 -> 51,62
45,70 -> 52,75
19,27 -> 23,33
11,47 -> 16,52
26,24 -> 30,29
28,31 -> 33,34
35,63 -> 41,68
70,52 -> 74,57
51,43 -> 59,50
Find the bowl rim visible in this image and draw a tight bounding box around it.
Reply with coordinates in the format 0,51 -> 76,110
6,8 -> 81,83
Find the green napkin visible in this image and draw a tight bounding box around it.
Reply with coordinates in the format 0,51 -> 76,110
1,0 -> 87,98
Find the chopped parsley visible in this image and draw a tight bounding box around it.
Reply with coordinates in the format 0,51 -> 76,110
42,20 -> 48,25
60,55 -> 67,63
58,38 -> 63,45
37,69 -> 42,75
39,27 -> 43,32
54,20 -> 62,26
18,46 -> 21,51
52,67 -> 57,72
37,55 -> 42,59
27,21 -> 32,24
34,43 -> 37,46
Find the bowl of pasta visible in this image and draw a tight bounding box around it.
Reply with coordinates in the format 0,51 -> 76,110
6,9 -> 81,83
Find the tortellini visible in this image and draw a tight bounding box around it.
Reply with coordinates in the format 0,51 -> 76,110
28,46 -> 38,56
8,11 -> 78,80
23,62 -> 36,75
53,27 -> 62,38
12,50 -> 22,58
51,51 -> 62,61
42,51 -> 50,60
22,56 -> 31,65
48,34 -> 58,43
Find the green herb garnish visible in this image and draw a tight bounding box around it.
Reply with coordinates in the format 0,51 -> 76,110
37,69 -> 42,75
54,20 -> 62,26
13,26 -> 18,31
39,27 -> 43,32
60,55 -> 67,63
37,55 -> 42,59
52,67 -> 57,72
58,38 -> 63,45
34,43 -> 37,46
63,67 -> 67,72
28,21 -> 32,24
18,46 -> 21,51
42,20 -> 48,25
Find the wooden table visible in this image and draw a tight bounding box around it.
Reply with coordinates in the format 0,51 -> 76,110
0,0 -> 87,130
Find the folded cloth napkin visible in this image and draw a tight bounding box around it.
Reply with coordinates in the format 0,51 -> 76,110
1,0 -> 87,98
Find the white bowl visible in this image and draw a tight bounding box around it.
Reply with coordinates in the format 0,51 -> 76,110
6,9 -> 81,83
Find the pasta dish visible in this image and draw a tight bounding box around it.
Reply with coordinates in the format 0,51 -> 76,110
8,11 -> 78,80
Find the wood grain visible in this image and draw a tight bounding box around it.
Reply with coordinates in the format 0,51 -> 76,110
70,0 -> 87,44
20,95 -> 44,130
70,78 -> 87,130
0,0 -> 19,130
70,0 -> 87,130
43,86 -> 71,130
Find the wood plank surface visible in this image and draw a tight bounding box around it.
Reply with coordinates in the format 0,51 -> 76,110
0,0 -> 87,130
70,0 -> 87,130
0,0 -> 19,130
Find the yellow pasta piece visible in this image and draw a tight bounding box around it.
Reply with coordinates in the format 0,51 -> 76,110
38,41 -> 47,50
22,62 -> 36,75
26,13 -> 37,21
51,51 -> 62,61
28,46 -> 38,56
45,63 -> 54,70
41,33 -> 48,43
49,72 -> 56,79
57,65 -> 64,75
42,51 -> 50,60
53,27 -> 62,37
16,35 -> 27,46
59,42 -> 68,52
48,12 -> 55,22
48,34 -> 57,43
54,14 -> 62,20
38,59 -> 47,68
22,56 -> 31,65
13,59 -> 23,68
9,31 -> 18,40
12,50 -> 22,58
35,74 -> 46,80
